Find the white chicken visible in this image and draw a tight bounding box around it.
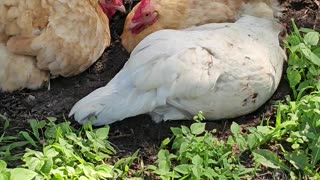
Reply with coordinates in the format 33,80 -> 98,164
69,2 -> 286,126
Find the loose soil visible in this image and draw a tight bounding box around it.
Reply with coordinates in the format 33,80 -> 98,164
0,0 -> 319,178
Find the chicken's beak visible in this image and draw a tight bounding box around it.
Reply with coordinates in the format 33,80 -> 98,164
129,22 -> 138,29
116,5 -> 126,14
129,21 -> 143,30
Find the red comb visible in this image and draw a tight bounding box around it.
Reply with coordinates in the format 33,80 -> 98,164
132,0 -> 150,22
140,0 -> 150,7
116,0 -> 124,6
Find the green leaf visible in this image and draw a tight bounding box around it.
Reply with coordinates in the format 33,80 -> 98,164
0,136 -> 19,142
160,138 -> 171,149
311,139 -> 320,166
52,169 -> 65,180
0,115 -> 9,131
299,44 -> 320,66
304,32 -> 319,46
308,65 -> 318,76
192,155 -> 203,166
287,69 -> 301,89
24,157 -> 42,171
0,173 -> 10,180
278,120 -> 298,129
29,120 -> 40,141
284,151 -> 309,170
174,164 -> 190,175
40,158 -> 53,175
85,131 -> 95,142
0,141 -> 29,152
171,137 -> 184,150
79,176 -> 89,180
203,168 -> 217,179
291,143 -> 300,149
192,166 -> 201,179
286,34 -> 301,47
190,123 -> 205,135
230,122 -> 241,135
3,119 -> 9,131
313,47 -> 320,56
0,160 -> 7,171
9,168 -> 37,180
19,131 -> 38,148
179,142 -> 189,153
291,19 -> 303,41
157,149 -> 170,161
44,127 -> 57,139
44,147 -> 59,158
95,127 -> 109,140
65,166 -> 76,177
46,117 -> 57,122
247,134 -> 258,150
96,164 -> 113,178
114,150 -> 139,171
170,127 -> 183,136
181,126 -> 190,135
299,28 -> 315,33
253,149 -> 290,172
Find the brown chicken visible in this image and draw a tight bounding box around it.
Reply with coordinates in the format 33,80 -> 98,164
0,0 -> 125,92
120,0 -> 278,52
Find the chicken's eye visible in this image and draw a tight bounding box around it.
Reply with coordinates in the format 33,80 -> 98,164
145,13 -> 150,17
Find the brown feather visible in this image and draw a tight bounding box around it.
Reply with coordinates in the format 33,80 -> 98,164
121,0 -> 244,52
0,0 -> 111,91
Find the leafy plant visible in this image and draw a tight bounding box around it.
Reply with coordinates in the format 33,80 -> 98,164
284,19 -> 320,99
273,92 -> 320,178
0,115 -> 32,164
0,116 -> 140,179
148,113 -> 256,180
250,20 -> 320,179
0,160 -> 37,180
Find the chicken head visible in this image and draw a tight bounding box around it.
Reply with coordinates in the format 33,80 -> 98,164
99,0 -> 126,18
130,0 -> 159,34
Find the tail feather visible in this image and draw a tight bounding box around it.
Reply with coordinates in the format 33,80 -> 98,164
69,81 -> 157,126
239,0 -> 283,19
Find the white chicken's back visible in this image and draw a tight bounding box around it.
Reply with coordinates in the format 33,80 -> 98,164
70,15 -> 286,126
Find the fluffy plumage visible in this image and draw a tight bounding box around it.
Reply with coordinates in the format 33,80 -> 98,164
120,0 -> 280,52
0,43 -> 48,92
0,0 -> 125,92
70,4 -> 286,126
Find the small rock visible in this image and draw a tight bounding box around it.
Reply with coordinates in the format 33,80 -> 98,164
25,95 -> 36,106
91,61 -> 105,74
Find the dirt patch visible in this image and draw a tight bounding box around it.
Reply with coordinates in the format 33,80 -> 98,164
0,0 -> 319,172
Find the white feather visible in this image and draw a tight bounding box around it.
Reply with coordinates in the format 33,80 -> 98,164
69,15 -> 286,125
